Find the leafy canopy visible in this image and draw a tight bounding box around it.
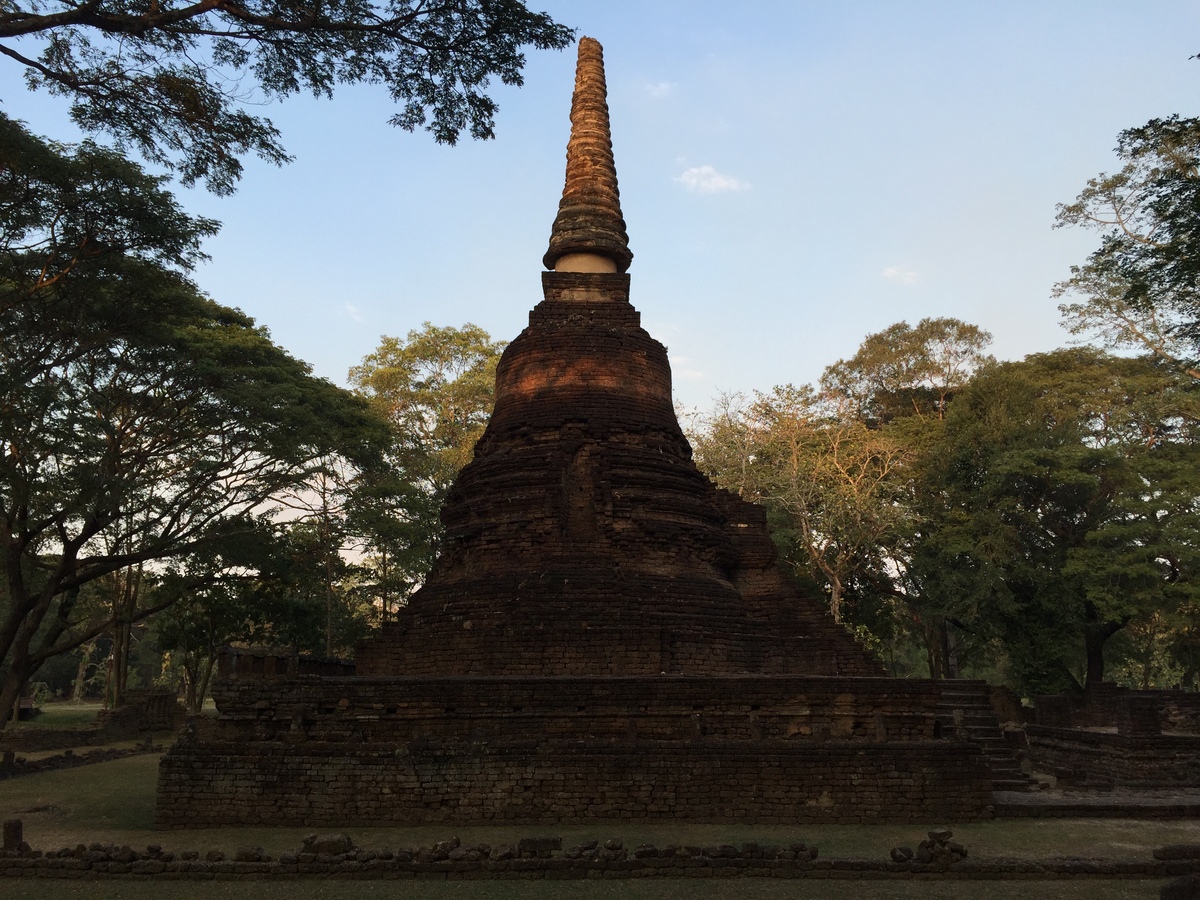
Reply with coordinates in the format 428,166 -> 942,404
821,317 -> 994,424
347,321 -> 504,604
912,349 -> 1200,694
1055,116 -> 1200,380
0,116 -> 385,725
0,0 -> 574,192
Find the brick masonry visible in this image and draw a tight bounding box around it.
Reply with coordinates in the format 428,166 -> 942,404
355,277 -> 884,680
1024,724 -> 1200,788
155,675 -> 996,827
155,270 -> 1003,827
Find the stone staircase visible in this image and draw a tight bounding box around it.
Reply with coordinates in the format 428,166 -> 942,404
935,680 -> 1037,793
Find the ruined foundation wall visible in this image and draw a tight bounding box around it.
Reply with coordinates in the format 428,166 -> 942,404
157,740 -> 992,828
1024,725 -> 1200,788
202,675 -> 946,745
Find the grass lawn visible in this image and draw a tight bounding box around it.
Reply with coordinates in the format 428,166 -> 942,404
10,702 -> 104,730
0,753 -> 1196,898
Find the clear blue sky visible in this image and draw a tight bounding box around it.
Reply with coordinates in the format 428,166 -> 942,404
4,2 -> 1198,408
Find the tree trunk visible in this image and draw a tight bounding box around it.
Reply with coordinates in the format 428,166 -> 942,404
1083,625 -> 1116,691
828,575 -> 843,624
941,621 -> 960,679
1082,608 -> 1126,693
0,663 -> 27,730
183,658 -> 200,713
104,565 -> 142,709
325,545 -> 334,657
196,655 -> 217,712
71,641 -> 94,703
380,547 -> 389,619
922,617 -> 946,679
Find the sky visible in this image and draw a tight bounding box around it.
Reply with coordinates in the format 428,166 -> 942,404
3,2 -> 1199,410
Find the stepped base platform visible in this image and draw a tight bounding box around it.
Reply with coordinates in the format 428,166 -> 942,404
995,789 -> 1200,819
156,675 -> 995,828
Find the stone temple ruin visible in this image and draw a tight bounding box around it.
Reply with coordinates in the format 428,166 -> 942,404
156,38 -> 1030,828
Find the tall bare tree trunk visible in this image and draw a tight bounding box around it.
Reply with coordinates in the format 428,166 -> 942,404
104,564 -> 143,708
71,641 -> 95,702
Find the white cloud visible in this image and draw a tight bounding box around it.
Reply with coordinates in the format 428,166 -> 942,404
644,81 -> 676,99
670,354 -> 705,381
882,265 -> 919,285
344,302 -> 365,323
674,165 -> 750,194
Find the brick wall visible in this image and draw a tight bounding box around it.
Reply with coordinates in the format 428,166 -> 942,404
157,739 -> 991,828
1024,725 -> 1200,787
202,675 -> 943,745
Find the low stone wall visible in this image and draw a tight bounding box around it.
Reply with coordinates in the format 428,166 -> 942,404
0,727 -> 107,753
157,740 -> 992,828
96,689 -> 185,735
4,834 -> 1200,881
1025,725 -> 1200,787
1034,687 -> 1200,733
2,691 -> 184,754
1,742 -> 164,780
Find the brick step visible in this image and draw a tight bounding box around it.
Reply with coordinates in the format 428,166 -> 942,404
935,683 -> 1038,794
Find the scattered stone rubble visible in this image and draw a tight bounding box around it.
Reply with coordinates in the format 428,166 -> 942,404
889,829 -> 969,871
2,822 -> 1198,882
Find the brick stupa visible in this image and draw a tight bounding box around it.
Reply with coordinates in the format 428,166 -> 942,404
157,40 -> 1017,828
355,37 -> 878,679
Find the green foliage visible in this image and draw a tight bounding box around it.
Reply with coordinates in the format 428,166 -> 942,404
911,349 -> 1200,694
0,1 -> 574,192
693,319 -> 1200,691
821,317 -> 994,424
1055,115 -> 1200,380
347,322 -> 504,607
689,320 -> 996,672
691,386 -> 914,628
0,117 -> 385,725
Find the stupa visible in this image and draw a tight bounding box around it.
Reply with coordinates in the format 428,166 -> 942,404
355,37 -> 881,681
157,39 -> 1013,828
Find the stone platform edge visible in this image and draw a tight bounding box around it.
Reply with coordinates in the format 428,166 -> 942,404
3,844 -> 1199,881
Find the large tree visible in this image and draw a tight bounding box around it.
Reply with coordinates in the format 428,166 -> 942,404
0,116 -> 385,726
347,322 -> 503,605
821,317 -> 994,425
1054,116 -> 1200,381
912,349 -> 1200,696
691,386 -> 913,629
819,317 -> 994,677
0,0 -> 573,192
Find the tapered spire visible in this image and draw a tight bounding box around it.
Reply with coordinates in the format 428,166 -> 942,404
543,37 -> 633,274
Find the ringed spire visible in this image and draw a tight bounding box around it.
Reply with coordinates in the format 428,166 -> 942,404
543,37 -> 633,274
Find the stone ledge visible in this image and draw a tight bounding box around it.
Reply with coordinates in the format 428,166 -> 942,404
1,842 -> 1196,881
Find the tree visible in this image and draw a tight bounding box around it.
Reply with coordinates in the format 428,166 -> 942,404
817,317 -> 995,676
821,317 -> 994,424
152,519 -> 354,711
275,457 -> 364,657
1054,116 -> 1200,381
691,386 -> 913,628
0,1 -> 574,192
0,117 -> 386,727
911,349 -> 1200,696
347,322 -> 503,603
